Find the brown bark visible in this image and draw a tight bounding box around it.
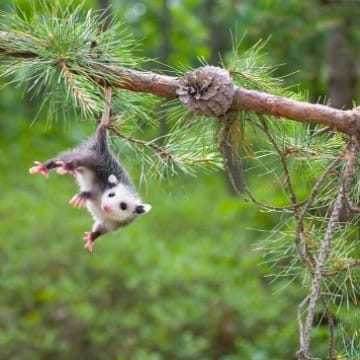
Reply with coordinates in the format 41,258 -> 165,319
1,31 -> 360,136
231,87 -> 360,135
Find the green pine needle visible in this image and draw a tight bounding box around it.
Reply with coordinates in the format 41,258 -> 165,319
0,1 -> 145,119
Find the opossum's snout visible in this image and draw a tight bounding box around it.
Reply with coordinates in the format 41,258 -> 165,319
135,205 -> 145,214
135,204 -> 152,214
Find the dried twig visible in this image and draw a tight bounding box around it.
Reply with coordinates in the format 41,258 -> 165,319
298,295 -> 311,355
109,124 -> 173,160
257,119 -> 319,271
325,304 -> 336,360
257,119 -> 300,214
218,114 -> 307,210
322,259 -> 360,276
297,137 -> 359,359
345,194 -> 360,213
294,148 -> 348,271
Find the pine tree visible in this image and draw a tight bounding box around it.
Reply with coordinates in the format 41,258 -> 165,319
1,2 -> 360,359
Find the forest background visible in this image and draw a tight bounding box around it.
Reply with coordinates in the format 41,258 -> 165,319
1,0 -> 360,359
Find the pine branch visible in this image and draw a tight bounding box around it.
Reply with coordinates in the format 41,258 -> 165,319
1,30 -> 360,134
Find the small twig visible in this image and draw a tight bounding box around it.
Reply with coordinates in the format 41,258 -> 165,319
345,193 -> 360,213
297,147 -> 346,221
218,114 -> 307,210
298,295 -> 310,352
258,118 -> 300,215
294,148 -> 348,270
110,125 -> 173,160
322,259 -> 360,276
326,308 -> 336,360
297,137 -> 358,359
311,126 -> 332,138
304,295 -> 337,360
300,175 -> 345,357
297,295 -> 321,360
245,189 -> 307,211
256,119 -> 320,270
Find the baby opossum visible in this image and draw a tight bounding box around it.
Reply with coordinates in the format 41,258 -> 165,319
29,87 -> 151,252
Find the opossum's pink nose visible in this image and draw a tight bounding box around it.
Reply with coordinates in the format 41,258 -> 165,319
102,204 -> 112,213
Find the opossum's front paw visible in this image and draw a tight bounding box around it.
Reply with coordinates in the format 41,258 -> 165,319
83,232 -> 95,252
29,161 -> 49,178
55,161 -> 76,176
69,194 -> 87,208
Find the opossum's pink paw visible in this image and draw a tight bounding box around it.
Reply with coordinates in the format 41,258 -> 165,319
69,194 -> 87,208
29,162 -> 49,178
83,232 -> 94,252
55,161 -> 76,176
84,241 -> 94,252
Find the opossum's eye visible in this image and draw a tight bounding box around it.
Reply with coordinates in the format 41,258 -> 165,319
108,192 -> 115,198
120,202 -> 127,210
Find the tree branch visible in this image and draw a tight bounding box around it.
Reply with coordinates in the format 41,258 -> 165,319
1,31 -> 360,135
297,137 -> 359,360
232,88 -> 360,136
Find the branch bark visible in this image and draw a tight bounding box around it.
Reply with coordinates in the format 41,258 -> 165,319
1,31 -> 360,135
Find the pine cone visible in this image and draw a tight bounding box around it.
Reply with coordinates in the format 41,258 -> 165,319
176,66 -> 235,117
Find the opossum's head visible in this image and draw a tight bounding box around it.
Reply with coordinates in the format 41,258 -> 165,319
100,174 -> 151,222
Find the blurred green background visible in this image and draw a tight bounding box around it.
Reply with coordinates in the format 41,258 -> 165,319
1,1 -> 360,359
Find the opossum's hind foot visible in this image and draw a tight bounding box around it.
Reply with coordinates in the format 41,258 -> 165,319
84,236 -> 94,252
29,161 -> 49,178
69,194 -> 87,208
55,160 -> 76,176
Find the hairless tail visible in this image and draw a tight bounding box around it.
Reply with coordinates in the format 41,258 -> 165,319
100,86 -> 112,129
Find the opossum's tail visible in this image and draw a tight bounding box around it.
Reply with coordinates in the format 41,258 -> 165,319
100,86 -> 112,129
95,86 -> 112,146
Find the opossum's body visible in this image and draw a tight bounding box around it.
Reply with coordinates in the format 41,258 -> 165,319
29,88 -> 151,252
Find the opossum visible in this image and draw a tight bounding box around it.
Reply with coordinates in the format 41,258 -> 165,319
29,87 -> 151,252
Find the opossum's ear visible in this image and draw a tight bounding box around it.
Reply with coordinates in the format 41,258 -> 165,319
108,174 -> 119,185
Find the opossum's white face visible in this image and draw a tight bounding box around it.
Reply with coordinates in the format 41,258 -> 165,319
100,175 -> 151,222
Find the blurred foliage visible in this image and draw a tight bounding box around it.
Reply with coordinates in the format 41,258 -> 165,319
0,116 -> 307,359
1,0 -> 360,359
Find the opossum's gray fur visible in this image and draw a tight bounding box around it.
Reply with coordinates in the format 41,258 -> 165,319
55,123 -> 135,194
